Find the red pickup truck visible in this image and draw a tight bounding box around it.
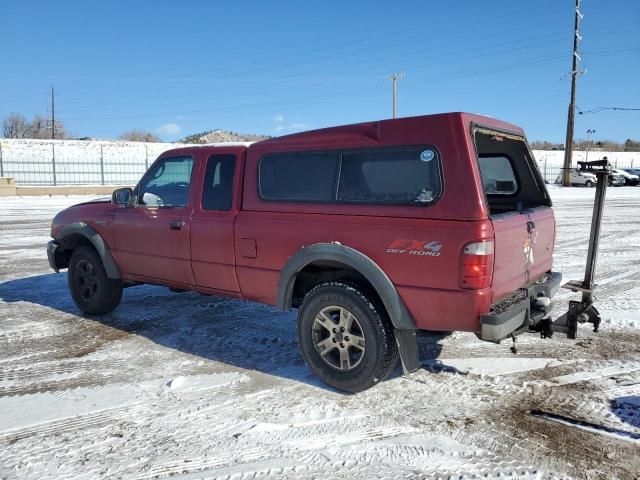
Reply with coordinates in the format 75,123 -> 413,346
48,112 -> 561,392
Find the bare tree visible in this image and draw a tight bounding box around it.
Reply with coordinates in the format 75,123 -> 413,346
118,130 -> 161,142
2,113 -> 68,139
2,113 -> 30,138
625,139 -> 640,152
29,115 -> 51,139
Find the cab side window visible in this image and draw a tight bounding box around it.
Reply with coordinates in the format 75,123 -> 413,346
138,156 -> 194,207
202,154 -> 236,211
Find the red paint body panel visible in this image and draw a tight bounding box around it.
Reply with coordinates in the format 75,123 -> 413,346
234,211 -> 494,330
50,113 -> 556,336
190,147 -> 246,293
489,213 -> 530,302
527,207 -> 556,280
113,206 -> 194,284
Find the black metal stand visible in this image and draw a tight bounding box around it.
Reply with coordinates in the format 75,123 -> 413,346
552,159 -> 609,338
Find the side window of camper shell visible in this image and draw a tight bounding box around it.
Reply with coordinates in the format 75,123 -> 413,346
258,146 -> 442,205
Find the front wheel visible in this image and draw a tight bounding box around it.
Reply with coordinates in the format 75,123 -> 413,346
68,246 -> 123,315
297,282 -> 398,393
585,180 -> 594,188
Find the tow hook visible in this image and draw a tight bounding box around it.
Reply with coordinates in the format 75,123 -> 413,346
531,296 -> 554,339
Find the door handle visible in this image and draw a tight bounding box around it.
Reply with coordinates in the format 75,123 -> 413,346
527,221 -> 536,233
169,220 -> 184,230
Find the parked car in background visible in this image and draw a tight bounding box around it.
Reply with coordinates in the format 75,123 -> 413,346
609,173 -> 626,187
555,168 -> 598,187
612,168 -> 639,186
624,168 -> 640,179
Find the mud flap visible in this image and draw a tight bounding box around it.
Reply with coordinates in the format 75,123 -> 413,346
394,329 -> 419,375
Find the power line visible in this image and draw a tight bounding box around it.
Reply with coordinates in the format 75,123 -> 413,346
59,54 -> 577,121
32,4 -> 574,103
578,106 -> 640,114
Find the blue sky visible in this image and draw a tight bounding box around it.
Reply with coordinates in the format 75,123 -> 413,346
2,0 -> 638,142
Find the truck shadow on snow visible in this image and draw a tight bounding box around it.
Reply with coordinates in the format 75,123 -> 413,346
610,396 -> 640,429
0,273 -> 459,392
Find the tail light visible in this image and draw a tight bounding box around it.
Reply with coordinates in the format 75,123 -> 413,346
460,240 -> 494,289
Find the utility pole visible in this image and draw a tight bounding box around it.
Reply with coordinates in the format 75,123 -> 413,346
51,85 -> 56,140
387,72 -> 405,118
562,0 -> 584,186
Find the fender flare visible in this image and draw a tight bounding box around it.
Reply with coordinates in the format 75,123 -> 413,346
55,222 -> 122,279
277,243 -> 417,330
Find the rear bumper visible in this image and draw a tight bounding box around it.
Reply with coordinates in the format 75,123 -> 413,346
479,271 -> 562,342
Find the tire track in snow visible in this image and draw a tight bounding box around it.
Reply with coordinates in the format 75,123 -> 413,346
531,360 -> 640,387
0,358 -> 130,383
0,403 -> 149,445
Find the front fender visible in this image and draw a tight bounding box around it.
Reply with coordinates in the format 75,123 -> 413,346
54,222 -> 121,279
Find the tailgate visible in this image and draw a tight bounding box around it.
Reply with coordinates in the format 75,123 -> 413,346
490,207 -> 555,302
490,212 -> 530,301
526,206 -> 555,280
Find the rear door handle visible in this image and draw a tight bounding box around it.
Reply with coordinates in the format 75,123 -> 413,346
169,220 -> 184,230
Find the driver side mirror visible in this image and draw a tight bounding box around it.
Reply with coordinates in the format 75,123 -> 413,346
112,187 -> 133,205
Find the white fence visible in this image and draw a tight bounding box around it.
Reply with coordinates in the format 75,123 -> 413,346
0,138 -> 639,186
0,139 -> 185,186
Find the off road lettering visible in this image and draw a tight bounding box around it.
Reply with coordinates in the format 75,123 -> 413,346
387,239 -> 442,256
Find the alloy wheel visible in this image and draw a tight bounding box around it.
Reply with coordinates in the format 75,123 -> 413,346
312,305 -> 366,371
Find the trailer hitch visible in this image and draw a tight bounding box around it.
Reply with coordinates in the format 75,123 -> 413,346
549,159 -> 610,339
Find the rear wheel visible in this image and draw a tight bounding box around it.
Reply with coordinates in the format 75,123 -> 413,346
297,282 -> 398,393
68,246 -> 123,315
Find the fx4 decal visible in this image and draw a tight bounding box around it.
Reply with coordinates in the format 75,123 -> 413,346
386,239 -> 442,257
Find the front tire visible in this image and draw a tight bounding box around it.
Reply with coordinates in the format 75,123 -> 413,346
68,246 -> 123,315
585,180 -> 594,188
297,282 -> 398,393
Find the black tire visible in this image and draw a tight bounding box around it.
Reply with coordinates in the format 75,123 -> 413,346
68,245 -> 123,315
297,282 -> 399,393
585,180 -> 594,188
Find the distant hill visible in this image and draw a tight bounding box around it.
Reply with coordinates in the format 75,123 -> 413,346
182,129 -> 271,144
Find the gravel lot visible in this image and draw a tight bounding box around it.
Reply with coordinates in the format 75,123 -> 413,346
1,187 -> 639,479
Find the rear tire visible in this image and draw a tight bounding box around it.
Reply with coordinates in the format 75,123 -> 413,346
297,282 -> 398,393
68,246 -> 123,315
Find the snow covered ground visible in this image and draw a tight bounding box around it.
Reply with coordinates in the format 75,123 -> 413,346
0,187 -> 639,479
